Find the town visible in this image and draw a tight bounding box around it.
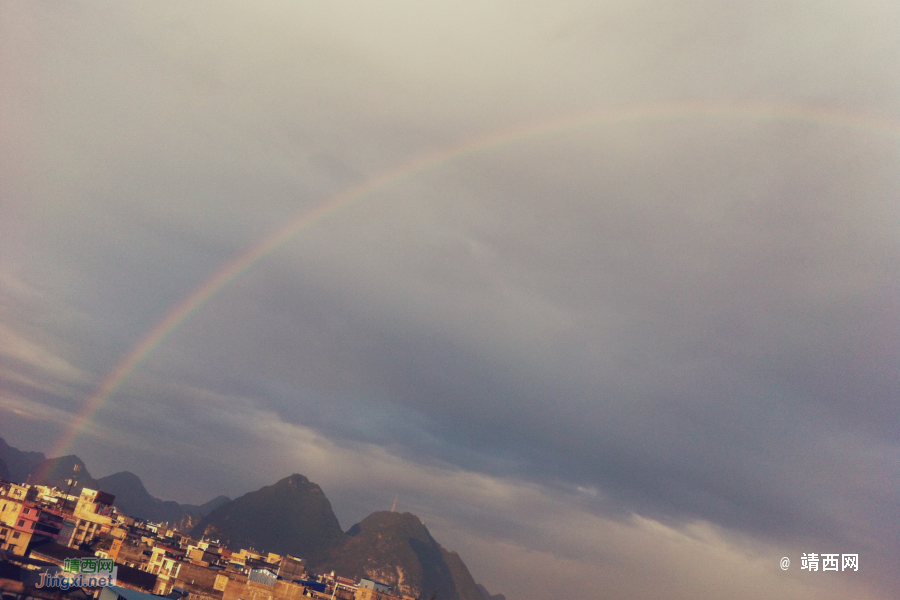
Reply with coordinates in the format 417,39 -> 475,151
0,476 -> 414,600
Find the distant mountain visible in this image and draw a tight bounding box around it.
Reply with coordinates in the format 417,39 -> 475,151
190,474 -> 346,563
0,439 -> 504,600
173,495 -> 232,532
96,471 -> 231,526
323,511 -> 482,600
191,476 -> 493,600
28,455 -> 100,494
0,438 -> 97,493
0,437 -> 46,483
0,439 -> 230,526
195,495 -> 232,515
441,547 -> 484,600
476,584 -> 507,600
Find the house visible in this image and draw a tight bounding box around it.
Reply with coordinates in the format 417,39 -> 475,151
274,556 -> 305,581
355,579 -> 392,600
70,489 -> 116,547
0,491 -> 64,555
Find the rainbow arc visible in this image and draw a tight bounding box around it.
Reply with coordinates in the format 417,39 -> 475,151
35,102 -> 900,478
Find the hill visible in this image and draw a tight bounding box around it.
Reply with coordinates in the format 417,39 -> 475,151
28,454 -> 100,493
0,439 -> 229,527
476,584 -> 507,600
193,480 -> 486,600
190,474 -> 346,563
0,438 -> 503,600
96,471 -> 230,526
441,546 -> 484,600
323,511 -> 482,600
0,436 -> 47,483
0,438 -> 98,493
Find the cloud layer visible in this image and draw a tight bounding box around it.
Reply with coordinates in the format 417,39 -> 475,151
2,1 -> 898,598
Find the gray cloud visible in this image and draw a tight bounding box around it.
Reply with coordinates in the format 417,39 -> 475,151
2,1 -> 898,598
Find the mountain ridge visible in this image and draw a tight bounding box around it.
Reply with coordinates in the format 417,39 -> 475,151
325,510 -> 481,600
0,437 -> 230,524
96,471 -> 230,527
476,584 -> 507,600
0,437 -> 503,600
190,479 -> 490,600
0,436 -> 47,482
190,473 -> 346,563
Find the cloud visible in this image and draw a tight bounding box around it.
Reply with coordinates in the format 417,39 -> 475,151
2,1 -> 898,598
0,323 -> 89,386
54,387 -> 891,600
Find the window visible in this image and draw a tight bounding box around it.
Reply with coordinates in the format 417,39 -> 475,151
17,520 -> 24,527
12,532 -> 20,539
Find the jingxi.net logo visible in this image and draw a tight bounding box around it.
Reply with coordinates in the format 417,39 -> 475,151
36,557 -> 118,589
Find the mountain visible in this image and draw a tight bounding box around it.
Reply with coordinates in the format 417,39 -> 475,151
190,476 -> 493,600
173,495 -> 233,532
0,439 -> 504,600
0,437 -> 46,483
441,547 -> 483,600
190,474 -> 346,563
195,494 -> 231,515
28,454 -> 100,494
0,438 -> 97,493
96,471 -> 230,526
323,511 -> 482,600
0,439 -> 230,526
476,584 -> 507,600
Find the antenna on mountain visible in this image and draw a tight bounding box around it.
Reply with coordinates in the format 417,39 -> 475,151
390,494 -> 398,512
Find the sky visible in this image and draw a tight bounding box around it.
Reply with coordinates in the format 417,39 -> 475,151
1,1 -> 898,599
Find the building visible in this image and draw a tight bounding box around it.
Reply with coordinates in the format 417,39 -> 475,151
358,580 -> 390,594
70,488 -> 116,547
186,544 -> 220,567
321,574 -> 357,600
355,579 -> 393,600
0,483 -> 37,503
0,487 -> 64,555
220,572 -> 308,600
26,539 -> 159,593
275,555 -> 306,581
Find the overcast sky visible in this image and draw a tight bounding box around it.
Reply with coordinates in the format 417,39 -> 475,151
2,2 -> 899,599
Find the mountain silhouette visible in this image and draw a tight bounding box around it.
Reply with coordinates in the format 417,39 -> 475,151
0,438 -> 502,600
190,473 -> 346,563
323,511 -> 482,600
97,471 -> 230,526
28,454 -> 99,493
0,436 -> 47,483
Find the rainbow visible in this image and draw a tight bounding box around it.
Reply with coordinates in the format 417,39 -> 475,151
37,101 -> 900,476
